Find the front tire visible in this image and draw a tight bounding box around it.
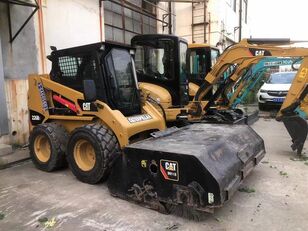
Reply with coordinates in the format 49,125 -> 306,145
29,123 -> 68,172
67,124 -> 120,184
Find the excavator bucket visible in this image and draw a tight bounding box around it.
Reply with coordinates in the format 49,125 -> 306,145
282,115 -> 308,155
108,124 -> 265,213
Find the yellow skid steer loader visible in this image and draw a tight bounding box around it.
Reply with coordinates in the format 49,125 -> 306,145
28,41 -> 265,214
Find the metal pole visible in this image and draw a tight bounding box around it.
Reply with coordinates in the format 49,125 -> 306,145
0,35 -> 9,135
203,0 -> 207,43
7,3 -> 12,42
168,2 -> 172,34
239,0 -> 242,41
192,2 -> 194,42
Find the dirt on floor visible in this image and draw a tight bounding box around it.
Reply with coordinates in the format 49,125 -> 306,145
0,119 -> 307,231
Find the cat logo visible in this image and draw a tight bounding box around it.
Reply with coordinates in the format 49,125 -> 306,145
249,48 -> 271,57
82,102 -> 91,111
160,159 -> 179,181
165,162 -> 176,171
255,50 -> 265,56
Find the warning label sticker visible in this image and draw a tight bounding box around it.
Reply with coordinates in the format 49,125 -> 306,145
160,159 -> 179,181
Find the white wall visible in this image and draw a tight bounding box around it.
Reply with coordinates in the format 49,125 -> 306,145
175,0 -> 251,47
43,0 -> 101,70
174,3 -> 192,42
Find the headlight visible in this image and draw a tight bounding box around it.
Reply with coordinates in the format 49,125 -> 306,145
260,89 -> 267,93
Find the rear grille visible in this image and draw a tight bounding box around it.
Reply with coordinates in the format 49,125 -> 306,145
267,91 -> 288,97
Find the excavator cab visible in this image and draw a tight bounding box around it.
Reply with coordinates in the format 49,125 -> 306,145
132,34 -> 189,107
187,44 -> 220,86
186,44 -> 220,99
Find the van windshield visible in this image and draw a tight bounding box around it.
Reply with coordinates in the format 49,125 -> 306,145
267,72 -> 296,84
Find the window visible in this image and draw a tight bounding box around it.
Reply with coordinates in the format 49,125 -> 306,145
142,0 -> 156,14
188,48 -> 211,76
179,42 -> 189,104
211,49 -> 220,67
105,48 -> 139,115
53,54 -> 99,89
268,72 -> 296,84
134,39 -> 175,81
58,56 -> 79,79
179,42 -> 187,79
104,0 -> 158,44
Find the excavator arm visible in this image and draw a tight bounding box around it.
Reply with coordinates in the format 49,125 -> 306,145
194,38 -> 308,104
192,38 -> 308,154
226,57 -> 300,108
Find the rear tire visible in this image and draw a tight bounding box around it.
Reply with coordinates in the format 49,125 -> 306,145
29,123 -> 68,172
67,124 -> 120,184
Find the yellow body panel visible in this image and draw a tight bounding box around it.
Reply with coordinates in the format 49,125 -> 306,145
188,43 -> 212,49
139,82 -> 172,108
278,57 -> 308,117
189,82 -> 199,97
28,74 -> 166,148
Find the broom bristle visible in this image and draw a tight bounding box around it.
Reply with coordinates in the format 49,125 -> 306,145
166,204 -> 209,221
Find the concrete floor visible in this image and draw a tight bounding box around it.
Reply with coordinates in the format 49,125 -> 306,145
0,119 -> 308,231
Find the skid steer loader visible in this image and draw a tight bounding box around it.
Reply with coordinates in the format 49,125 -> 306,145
28,41 -> 265,214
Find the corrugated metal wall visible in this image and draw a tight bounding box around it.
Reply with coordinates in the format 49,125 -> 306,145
0,36 -> 9,136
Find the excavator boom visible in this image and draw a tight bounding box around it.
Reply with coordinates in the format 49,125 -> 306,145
192,39 -> 308,155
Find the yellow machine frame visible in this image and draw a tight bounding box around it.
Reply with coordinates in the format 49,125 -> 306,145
28,74 -> 166,148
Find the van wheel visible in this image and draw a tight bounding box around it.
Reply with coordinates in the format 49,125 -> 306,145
67,124 -> 120,184
29,123 -> 68,172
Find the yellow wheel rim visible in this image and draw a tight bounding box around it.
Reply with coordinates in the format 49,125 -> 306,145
34,134 -> 51,163
73,139 -> 96,171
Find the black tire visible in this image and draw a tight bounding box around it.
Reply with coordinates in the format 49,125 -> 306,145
258,103 -> 267,111
67,124 -> 120,184
29,123 -> 68,172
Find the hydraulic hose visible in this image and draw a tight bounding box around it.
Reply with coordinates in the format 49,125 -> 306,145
146,96 -> 167,123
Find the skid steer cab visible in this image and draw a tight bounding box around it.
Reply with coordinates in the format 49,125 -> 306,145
28,42 -> 165,184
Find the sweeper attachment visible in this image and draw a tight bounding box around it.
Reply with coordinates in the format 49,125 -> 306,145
108,123 -> 265,213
